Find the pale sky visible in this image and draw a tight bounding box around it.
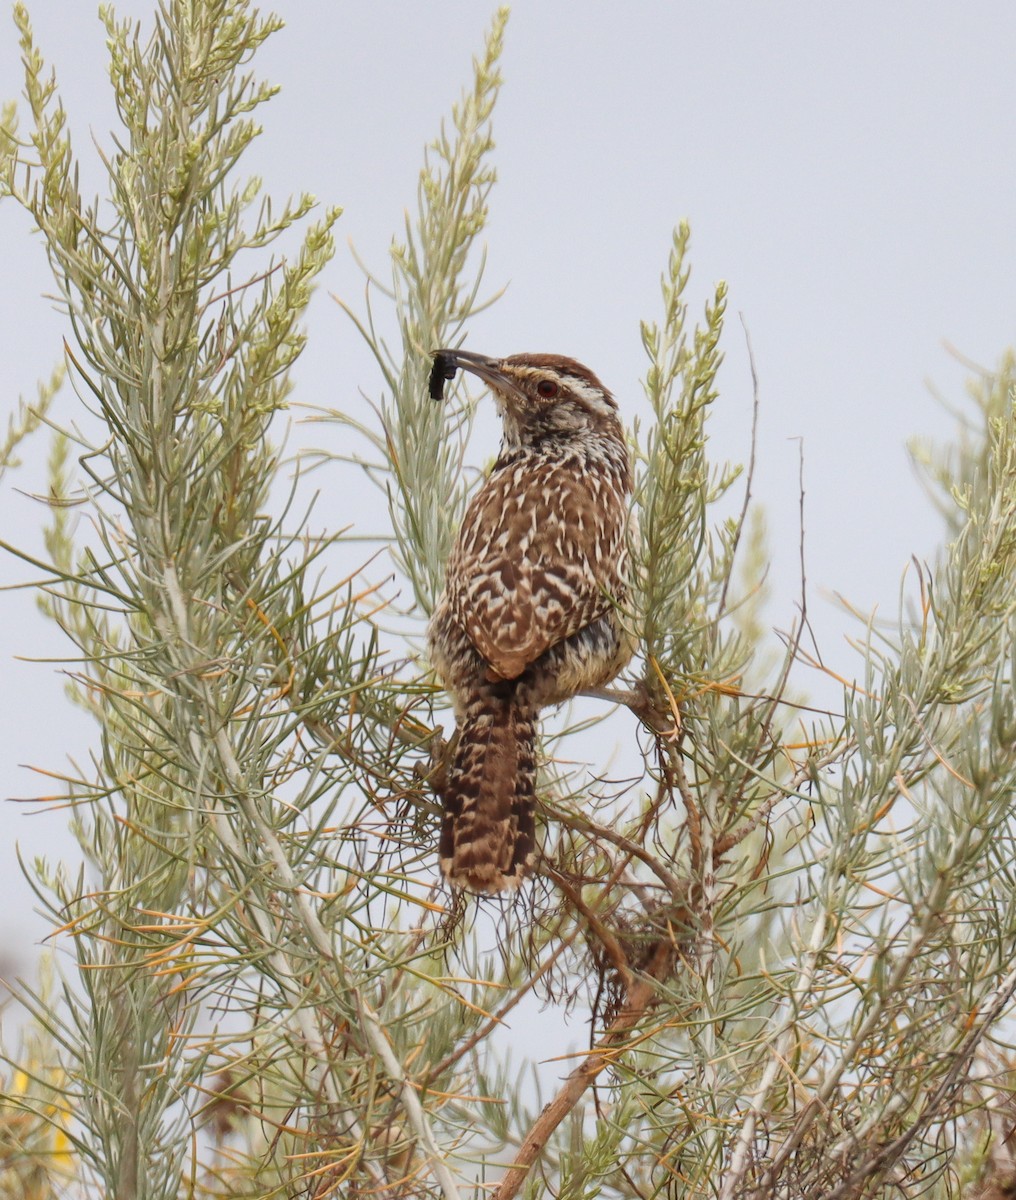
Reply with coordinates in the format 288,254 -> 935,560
2,2 -> 1015,971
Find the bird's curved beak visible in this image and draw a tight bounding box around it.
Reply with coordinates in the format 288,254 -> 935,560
431,349 -> 526,403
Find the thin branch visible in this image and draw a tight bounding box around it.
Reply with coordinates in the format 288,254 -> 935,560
490,940 -> 675,1200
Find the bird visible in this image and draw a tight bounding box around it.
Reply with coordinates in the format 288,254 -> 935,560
428,349 -> 634,893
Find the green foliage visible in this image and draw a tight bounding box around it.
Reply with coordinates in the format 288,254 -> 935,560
636,219 -> 734,692
3,4 -> 1016,1200
332,7 -> 508,615
0,361 -> 63,482
911,349 -> 1016,536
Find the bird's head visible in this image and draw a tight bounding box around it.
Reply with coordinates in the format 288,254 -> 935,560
432,349 -> 622,448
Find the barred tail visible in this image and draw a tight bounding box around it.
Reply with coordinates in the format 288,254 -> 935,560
440,688 -> 537,894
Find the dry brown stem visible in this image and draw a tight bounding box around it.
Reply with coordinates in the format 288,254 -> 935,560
489,938 -> 675,1200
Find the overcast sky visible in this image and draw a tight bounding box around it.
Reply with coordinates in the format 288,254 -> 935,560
2,2 -> 1015,974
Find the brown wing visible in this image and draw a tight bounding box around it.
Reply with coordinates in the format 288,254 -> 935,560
446,455 -> 629,680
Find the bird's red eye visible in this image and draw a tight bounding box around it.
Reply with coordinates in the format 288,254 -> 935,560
536,379 -> 559,398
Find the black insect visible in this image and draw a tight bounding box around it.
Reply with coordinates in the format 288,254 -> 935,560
429,352 -> 457,401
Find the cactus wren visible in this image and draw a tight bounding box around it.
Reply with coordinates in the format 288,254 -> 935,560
428,350 -> 634,893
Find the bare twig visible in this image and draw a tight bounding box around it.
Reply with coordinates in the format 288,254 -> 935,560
490,939 -> 675,1200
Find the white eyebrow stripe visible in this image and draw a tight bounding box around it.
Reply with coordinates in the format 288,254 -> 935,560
565,377 -> 616,415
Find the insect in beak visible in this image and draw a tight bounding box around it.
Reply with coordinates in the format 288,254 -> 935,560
430,349 -> 527,405
429,351 -> 458,401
